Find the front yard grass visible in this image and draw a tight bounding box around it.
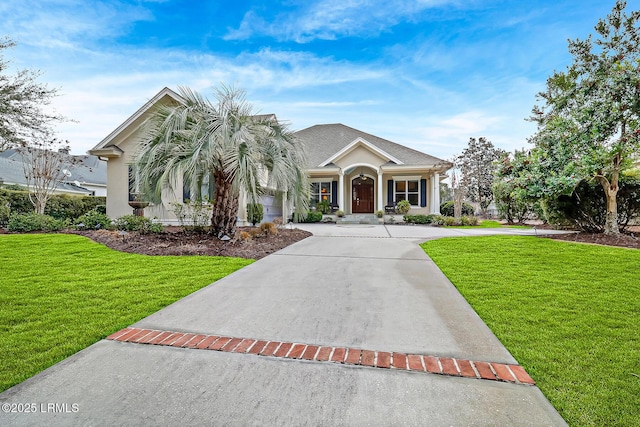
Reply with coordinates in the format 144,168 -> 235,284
421,236 -> 639,426
0,234 -> 252,392
450,219 -> 531,229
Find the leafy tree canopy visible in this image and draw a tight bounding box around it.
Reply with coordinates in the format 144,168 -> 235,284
0,37 -> 66,151
458,137 -> 504,215
528,0 -> 640,234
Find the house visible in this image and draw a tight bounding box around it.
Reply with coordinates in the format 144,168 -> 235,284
300,124 -> 450,216
89,87 -> 450,224
0,148 -> 107,196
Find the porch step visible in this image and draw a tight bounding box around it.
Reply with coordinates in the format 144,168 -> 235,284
336,214 -> 380,225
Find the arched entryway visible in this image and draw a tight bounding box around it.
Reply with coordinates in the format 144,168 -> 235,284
352,176 -> 375,213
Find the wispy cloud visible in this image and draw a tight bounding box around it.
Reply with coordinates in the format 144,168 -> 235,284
225,0 -> 461,42
0,0 -> 153,50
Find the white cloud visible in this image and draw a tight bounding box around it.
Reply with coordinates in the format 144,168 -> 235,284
225,0 -> 461,43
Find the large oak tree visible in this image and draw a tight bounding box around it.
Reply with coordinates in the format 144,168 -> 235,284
530,0 -> 640,234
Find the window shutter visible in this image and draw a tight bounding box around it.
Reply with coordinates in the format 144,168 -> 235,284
420,179 -> 427,207
331,181 -> 338,205
208,173 -> 216,201
387,180 -> 393,205
182,176 -> 191,203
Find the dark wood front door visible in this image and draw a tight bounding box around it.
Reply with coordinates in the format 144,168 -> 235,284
352,177 -> 374,213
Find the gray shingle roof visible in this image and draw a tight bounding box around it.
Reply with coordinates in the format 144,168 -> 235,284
0,149 -> 106,192
294,123 -> 447,169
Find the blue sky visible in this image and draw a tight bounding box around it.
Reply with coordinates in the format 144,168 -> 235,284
1,0 -> 632,159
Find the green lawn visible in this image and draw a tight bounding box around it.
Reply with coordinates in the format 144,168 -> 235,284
0,234 -> 252,392
449,219 -> 531,229
421,236 -> 640,426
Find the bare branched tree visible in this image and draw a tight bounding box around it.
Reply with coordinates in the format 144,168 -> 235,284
18,138 -> 78,214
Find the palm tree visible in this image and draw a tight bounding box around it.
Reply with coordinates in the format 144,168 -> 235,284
133,85 -> 309,237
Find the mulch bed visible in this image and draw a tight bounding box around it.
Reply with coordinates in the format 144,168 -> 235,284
543,230 -> 640,249
70,227 -> 312,260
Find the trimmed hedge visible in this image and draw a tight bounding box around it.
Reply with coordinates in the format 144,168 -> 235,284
403,214 -> 438,224
440,200 -> 475,217
543,178 -> 640,232
300,211 -> 323,223
113,215 -> 163,234
0,189 -> 106,220
7,213 -> 68,232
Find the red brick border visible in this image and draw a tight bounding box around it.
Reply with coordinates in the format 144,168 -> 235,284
106,328 -> 535,385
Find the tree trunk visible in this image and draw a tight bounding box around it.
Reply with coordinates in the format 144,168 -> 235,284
211,172 -> 239,238
598,174 -> 619,235
453,189 -> 463,221
603,185 -> 619,235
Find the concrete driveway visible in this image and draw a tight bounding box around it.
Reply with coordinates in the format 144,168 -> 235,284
0,225 -> 567,426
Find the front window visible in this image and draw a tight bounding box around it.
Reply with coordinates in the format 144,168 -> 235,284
183,173 -> 215,203
310,181 -> 331,204
395,179 -> 419,206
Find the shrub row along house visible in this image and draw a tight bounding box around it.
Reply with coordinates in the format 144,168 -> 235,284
89,87 -> 450,225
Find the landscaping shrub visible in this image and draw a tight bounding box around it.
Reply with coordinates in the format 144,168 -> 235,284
45,194 -> 107,220
238,230 -> 251,241
259,222 -> 278,236
247,203 -> 264,226
442,216 -> 457,226
114,215 -> 163,234
0,189 -> 32,215
543,178 -> 640,232
440,200 -> 474,217
301,211 -> 323,223
403,214 -> 437,224
460,216 -> 479,226
315,200 -> 331,214
171,200 -> 211,232
0,189 -> 106,220
7,213 -> 68,232
0,196 -> 10,227
74,211 -> 112,230
395,200 -> 411,214
336,210 -> 344,217
249,228 -> 263,238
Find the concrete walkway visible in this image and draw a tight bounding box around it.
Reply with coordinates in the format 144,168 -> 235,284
0,225 -> 568,426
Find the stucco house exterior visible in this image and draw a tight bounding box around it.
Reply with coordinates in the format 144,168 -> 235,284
89,87 -> 450,224
300,124 -> 450,216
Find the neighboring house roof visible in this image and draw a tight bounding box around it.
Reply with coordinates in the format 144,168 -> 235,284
294,123 -> 450,170
0,148 -> 106,195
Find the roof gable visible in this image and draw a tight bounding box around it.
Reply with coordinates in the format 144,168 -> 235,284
295,123 -> 448,169
319,137 -> 403,167
90,87 -> 183,153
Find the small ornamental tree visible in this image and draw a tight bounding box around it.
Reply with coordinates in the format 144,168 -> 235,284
529,0 -> 640,234
17,138 -> 78,214
458,137 -> 504,216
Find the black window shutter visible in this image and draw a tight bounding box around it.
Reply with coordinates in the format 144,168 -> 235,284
387,180 -> 393,205
331,181 -> 338,205
420,179 -> 427,207
182,176 -> 191,203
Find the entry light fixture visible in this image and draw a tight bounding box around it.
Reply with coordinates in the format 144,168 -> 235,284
359,168 -> 367,181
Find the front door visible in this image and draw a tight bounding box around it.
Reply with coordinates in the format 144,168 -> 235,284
352,177 -> 374,213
